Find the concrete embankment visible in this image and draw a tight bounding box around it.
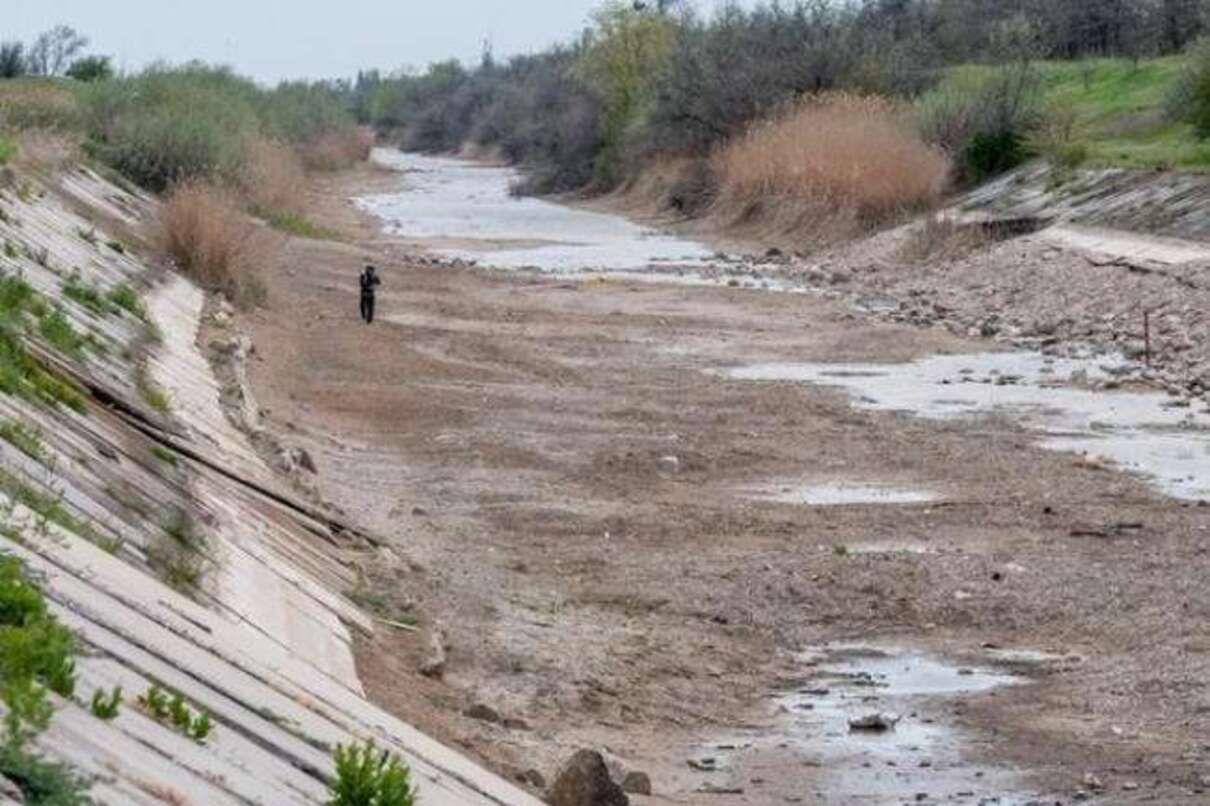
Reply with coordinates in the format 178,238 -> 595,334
0,162 -> 540,803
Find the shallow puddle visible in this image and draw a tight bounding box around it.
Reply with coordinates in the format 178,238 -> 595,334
778,646 -> 1038,804
728,351 -> 1210,500
357,151 -> 714,272
756,481 -> 939,506
688,645 -> 1046,804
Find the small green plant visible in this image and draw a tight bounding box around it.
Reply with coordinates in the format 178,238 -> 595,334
137,685 -> 213,743
3,241 -> 18,259
329,740 -> 416,806
62,272 -> 113,318
137,684 -> 170,721
0,139 -> 14,167
150,445 -> 178,467
0,420 -> 45,462
104,240 -> 125,255
134,364 -> 171,414
37,307 -> 86,358
254,207 -> 339,240
833,544 -> 849,557
187,711 -> 213,743
106,283 -> 145,320
89,686 -> 121,720
147,509 -> 207,593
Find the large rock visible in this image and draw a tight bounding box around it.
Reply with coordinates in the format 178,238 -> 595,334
549,750 -> 629,806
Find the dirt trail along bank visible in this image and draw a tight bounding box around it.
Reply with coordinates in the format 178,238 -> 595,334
236,151 -> 1210,804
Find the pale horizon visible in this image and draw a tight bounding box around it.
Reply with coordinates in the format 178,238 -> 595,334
4,0 -> 742,84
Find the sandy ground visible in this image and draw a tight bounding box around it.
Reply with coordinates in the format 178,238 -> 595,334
234,162 -> 1210,804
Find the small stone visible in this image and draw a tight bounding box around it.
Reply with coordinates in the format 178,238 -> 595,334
658,455 -> 681,474
1083,772 -> 1104,790
621,771 -> 652,796
849,712 -> 900,732
549,750 -> 629,806
1122,781 -> 1139,791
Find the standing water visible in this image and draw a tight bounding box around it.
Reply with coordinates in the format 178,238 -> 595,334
356,150 -> 714,272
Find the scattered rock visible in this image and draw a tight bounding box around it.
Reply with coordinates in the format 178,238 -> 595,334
658,455 -> 681,474
849,712 -> 901,732
688,757 -> 718,772
463,703 -> 502,724
1083,772 -> 1104,791
549,750 -> 629,806
621,771 -> 652,796
419,629 -> 446,679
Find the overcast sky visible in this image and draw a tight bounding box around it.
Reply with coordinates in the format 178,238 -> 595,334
5,1 -> 741,84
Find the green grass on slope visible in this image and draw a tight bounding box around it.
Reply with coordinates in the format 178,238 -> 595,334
944,57 -> 1210,170
1036,57 -> 1210,170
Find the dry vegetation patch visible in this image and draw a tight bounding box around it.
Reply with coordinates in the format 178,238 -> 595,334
159,181 -> 272,307
712,94 -> 950,247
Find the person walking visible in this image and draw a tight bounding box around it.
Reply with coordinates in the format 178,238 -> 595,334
359,265 -> 381,324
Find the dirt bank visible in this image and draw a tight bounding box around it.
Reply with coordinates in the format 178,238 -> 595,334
234,161 -> 1210,804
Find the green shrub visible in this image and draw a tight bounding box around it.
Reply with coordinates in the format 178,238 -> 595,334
0,138 -> 15,166
0,743 -> 91,805
329,740 -> 416,806
89,686 -> 121,720
1167,37 -> 1210,139
0,557 -> 78,749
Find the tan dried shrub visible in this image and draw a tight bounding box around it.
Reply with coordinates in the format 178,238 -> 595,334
712,93 -> 951,247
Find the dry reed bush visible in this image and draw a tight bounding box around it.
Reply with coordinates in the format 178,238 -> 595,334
299,125 -> 374,171
159,181 -> 269,307
240,136 -> 306,213
712,94 -> 951,245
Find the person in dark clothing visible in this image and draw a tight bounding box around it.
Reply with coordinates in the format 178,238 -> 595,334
359,265 -> 381,324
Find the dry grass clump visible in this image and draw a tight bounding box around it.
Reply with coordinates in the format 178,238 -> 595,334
240,136 -> 306,213
0,79 -> 79,131
159,181 -> 268,307
713,94 -> 951,245
299,126 -> 374,171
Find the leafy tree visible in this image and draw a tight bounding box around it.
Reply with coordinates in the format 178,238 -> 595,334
65,56 -> 112,83
576,1 -> 677,184
0,42 -> 26,79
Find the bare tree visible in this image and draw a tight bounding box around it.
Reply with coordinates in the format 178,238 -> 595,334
26,26 -> 89,77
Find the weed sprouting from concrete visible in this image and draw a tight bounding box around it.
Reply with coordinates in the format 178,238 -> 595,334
134,363 -> 170,414
89,686 -> 121,720
136,684 -> 214,744
0,420 -> 44,462
146,509 -> 207,594
329,740 -> 416,806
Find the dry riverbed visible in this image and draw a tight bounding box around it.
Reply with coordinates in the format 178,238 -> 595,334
232,155 -> 1210,804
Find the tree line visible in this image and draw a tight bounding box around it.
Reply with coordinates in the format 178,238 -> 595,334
347,0 -> 1210,195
